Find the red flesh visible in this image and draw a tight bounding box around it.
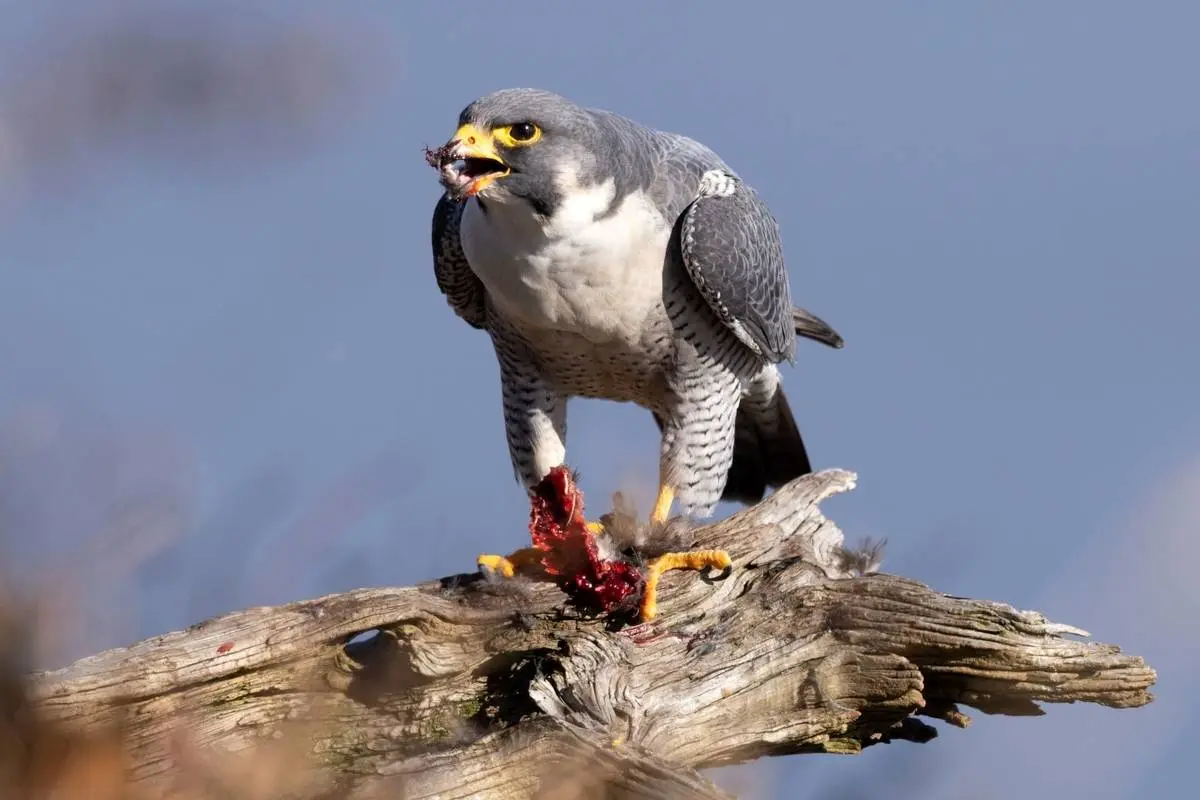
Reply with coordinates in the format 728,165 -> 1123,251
528,466 -> 642,613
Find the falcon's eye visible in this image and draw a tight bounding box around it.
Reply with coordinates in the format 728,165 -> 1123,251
509,123 -> 537,141
495,122 -> 542,148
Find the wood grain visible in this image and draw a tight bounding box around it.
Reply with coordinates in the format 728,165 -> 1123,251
26,470 -> 1156,799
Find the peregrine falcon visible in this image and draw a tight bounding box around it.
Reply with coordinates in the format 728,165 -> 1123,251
428,89 -> 842,608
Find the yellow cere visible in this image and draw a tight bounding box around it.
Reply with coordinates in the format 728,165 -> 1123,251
452,124 -> 502,159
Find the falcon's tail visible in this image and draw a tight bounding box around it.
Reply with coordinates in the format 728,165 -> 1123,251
721,383 -> 813,506
793,306 -> 844,350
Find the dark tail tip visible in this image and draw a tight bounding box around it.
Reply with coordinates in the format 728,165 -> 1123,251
793,306 -> 844,350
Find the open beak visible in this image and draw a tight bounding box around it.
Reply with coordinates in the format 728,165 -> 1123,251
428,124 -> 511,199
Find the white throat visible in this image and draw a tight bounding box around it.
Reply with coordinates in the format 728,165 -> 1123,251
460,174 -> 670,341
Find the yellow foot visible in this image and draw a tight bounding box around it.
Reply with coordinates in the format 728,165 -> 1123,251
477,547 -> 543,578
478,518 -> 606,578
639,549 -> 732,621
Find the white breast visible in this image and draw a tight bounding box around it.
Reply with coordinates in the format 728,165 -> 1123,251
460,178 -> 670,343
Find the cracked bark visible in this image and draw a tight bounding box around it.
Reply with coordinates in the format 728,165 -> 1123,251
26,470 -> 1156,799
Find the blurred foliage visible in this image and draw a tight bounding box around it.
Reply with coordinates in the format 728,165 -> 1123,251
0,1 -> 389,209
0,8 -> 401,794
0,0 -> 395,661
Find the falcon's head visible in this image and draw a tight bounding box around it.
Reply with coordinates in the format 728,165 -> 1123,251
428,88 -> 605,214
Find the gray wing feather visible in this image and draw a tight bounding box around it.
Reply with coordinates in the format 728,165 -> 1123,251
431,194 -> 487,329
677,172 -> 796,363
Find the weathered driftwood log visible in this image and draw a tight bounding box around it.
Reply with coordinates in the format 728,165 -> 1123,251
26,470 -> 1156,799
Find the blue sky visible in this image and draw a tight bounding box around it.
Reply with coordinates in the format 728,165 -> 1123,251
1,2 -> 1196,797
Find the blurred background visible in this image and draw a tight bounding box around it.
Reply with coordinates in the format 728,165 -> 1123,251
0,1 -> 1196,797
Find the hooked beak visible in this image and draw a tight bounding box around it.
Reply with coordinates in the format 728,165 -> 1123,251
426,124 -> 511,199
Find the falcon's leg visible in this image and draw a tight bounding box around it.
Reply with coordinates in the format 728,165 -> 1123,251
638,363 -> 742,619
650,484 -> 676,526
477,334 -> 606,576
658,362 -> 743,521
494,339 -> 568,490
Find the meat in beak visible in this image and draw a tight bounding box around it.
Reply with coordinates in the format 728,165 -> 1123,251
425,124 -> 509,199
